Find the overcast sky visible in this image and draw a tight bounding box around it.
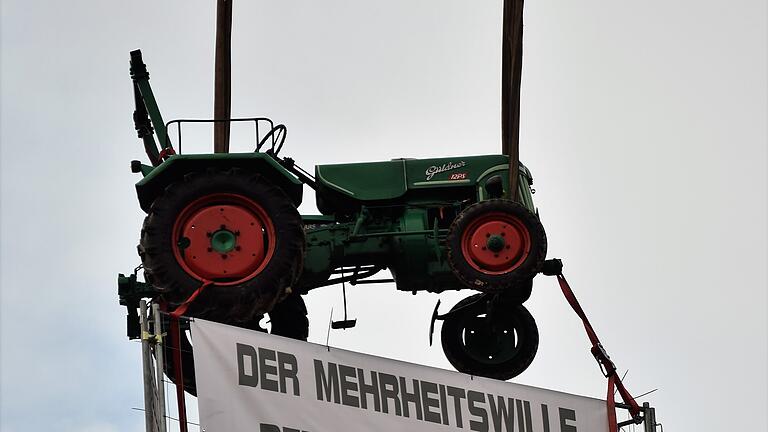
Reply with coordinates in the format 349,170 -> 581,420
1,1 -> 766,431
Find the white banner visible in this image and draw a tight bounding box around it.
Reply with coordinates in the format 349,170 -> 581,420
191,319 -> 608,432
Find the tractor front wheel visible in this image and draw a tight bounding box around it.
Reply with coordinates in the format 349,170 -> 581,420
440,294 -> 538,380
447,199 -> 546,293
139,168 -> 304,323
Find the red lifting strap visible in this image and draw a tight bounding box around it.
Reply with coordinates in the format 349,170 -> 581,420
169,279 -> 213,320
168,279 -> 213,432
555,274 -> 642,430
158,146 -> 176,161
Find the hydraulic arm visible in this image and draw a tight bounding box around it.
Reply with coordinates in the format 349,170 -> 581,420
130,49 -> 171,166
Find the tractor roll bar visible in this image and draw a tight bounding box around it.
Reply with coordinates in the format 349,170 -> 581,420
163,117 -> 277,155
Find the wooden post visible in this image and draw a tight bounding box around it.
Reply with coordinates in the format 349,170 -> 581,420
501,0 -> 524,200
139,300 -> 158,432
214,0 -> 233,153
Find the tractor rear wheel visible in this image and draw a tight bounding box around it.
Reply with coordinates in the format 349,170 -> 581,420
158,293 -> 309,396
440,294 -> 538,380
139,168 -> 304,323
447,199 -> 546,294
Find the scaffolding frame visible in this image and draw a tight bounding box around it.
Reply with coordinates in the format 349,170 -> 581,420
139,300 -> 168,432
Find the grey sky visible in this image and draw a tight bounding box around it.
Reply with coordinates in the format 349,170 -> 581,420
1,1 -> 766,431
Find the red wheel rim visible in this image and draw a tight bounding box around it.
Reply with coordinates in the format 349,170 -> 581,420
172,193 -> 276,285
460,212 -> 531,275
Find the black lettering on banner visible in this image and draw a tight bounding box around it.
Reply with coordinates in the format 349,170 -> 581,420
438,384 -> 450,426
308,359 -> 579,432
467,390 -> 489,432
237,343 -> 259,387
357,368 -> 381,412
515,400 -> 534,432
259,348 -> 279,392
487,395 -> 515,432
379,372 -> 402,416
446,386 -> 466,428
523,401 -> 533,432
277,351 -> 300,396
314,360 -> 340,403
399,377 -> 423,420
420,380 -> 441,424
559,408 -> 577,432
541,404 -> 551,432
259,423 -> 309,432
339,364 -> 360,408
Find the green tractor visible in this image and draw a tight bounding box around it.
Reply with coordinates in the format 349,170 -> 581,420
119,50 -> 554,391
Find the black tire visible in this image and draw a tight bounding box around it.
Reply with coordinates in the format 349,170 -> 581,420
500,279 -> 533,305
270,292 -> 310,340
139,168 -> 305,323
440,294 -> 538,380
159,293 -> 309,396
447,199 -> 546,293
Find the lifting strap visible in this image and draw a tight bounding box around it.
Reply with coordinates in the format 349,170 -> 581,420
555,274 -> 642,430
167,279 -> 213,432
169,280 -> 213,320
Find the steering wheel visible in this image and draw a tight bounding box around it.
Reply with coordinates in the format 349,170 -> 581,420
256,124 -> 287,156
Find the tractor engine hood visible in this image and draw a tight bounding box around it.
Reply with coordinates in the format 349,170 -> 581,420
315,154 -> 529,202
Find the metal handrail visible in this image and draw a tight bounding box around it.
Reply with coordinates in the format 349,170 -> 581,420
164,117 -> 276,154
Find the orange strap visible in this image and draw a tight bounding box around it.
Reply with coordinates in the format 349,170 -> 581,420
555,274 -> 641,430
168,279 -> 212,432
169,280 -> 213,319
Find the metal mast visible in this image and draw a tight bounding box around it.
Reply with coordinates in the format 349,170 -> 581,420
214,0 -> 233,153
501,0 -> 524,200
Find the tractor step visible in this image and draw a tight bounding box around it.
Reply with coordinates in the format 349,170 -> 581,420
331,319 -> 357,330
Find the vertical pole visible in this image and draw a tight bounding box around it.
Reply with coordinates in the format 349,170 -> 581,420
139,300 -> 157,432
643,403 -> 656,432
501,0 -> 524,200
170,317 -> 189,432
213,0 -> 233,153
152,304 -> 167,432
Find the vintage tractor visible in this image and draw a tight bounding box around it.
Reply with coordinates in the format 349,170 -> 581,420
118,50 -> 552,392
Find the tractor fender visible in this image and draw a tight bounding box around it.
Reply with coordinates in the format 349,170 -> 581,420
135,153 -> 303,212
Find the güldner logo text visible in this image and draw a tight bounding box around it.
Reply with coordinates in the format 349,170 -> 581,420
425,161 -> 467,180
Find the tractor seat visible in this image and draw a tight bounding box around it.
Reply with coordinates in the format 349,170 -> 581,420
315,160 -> 407,202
